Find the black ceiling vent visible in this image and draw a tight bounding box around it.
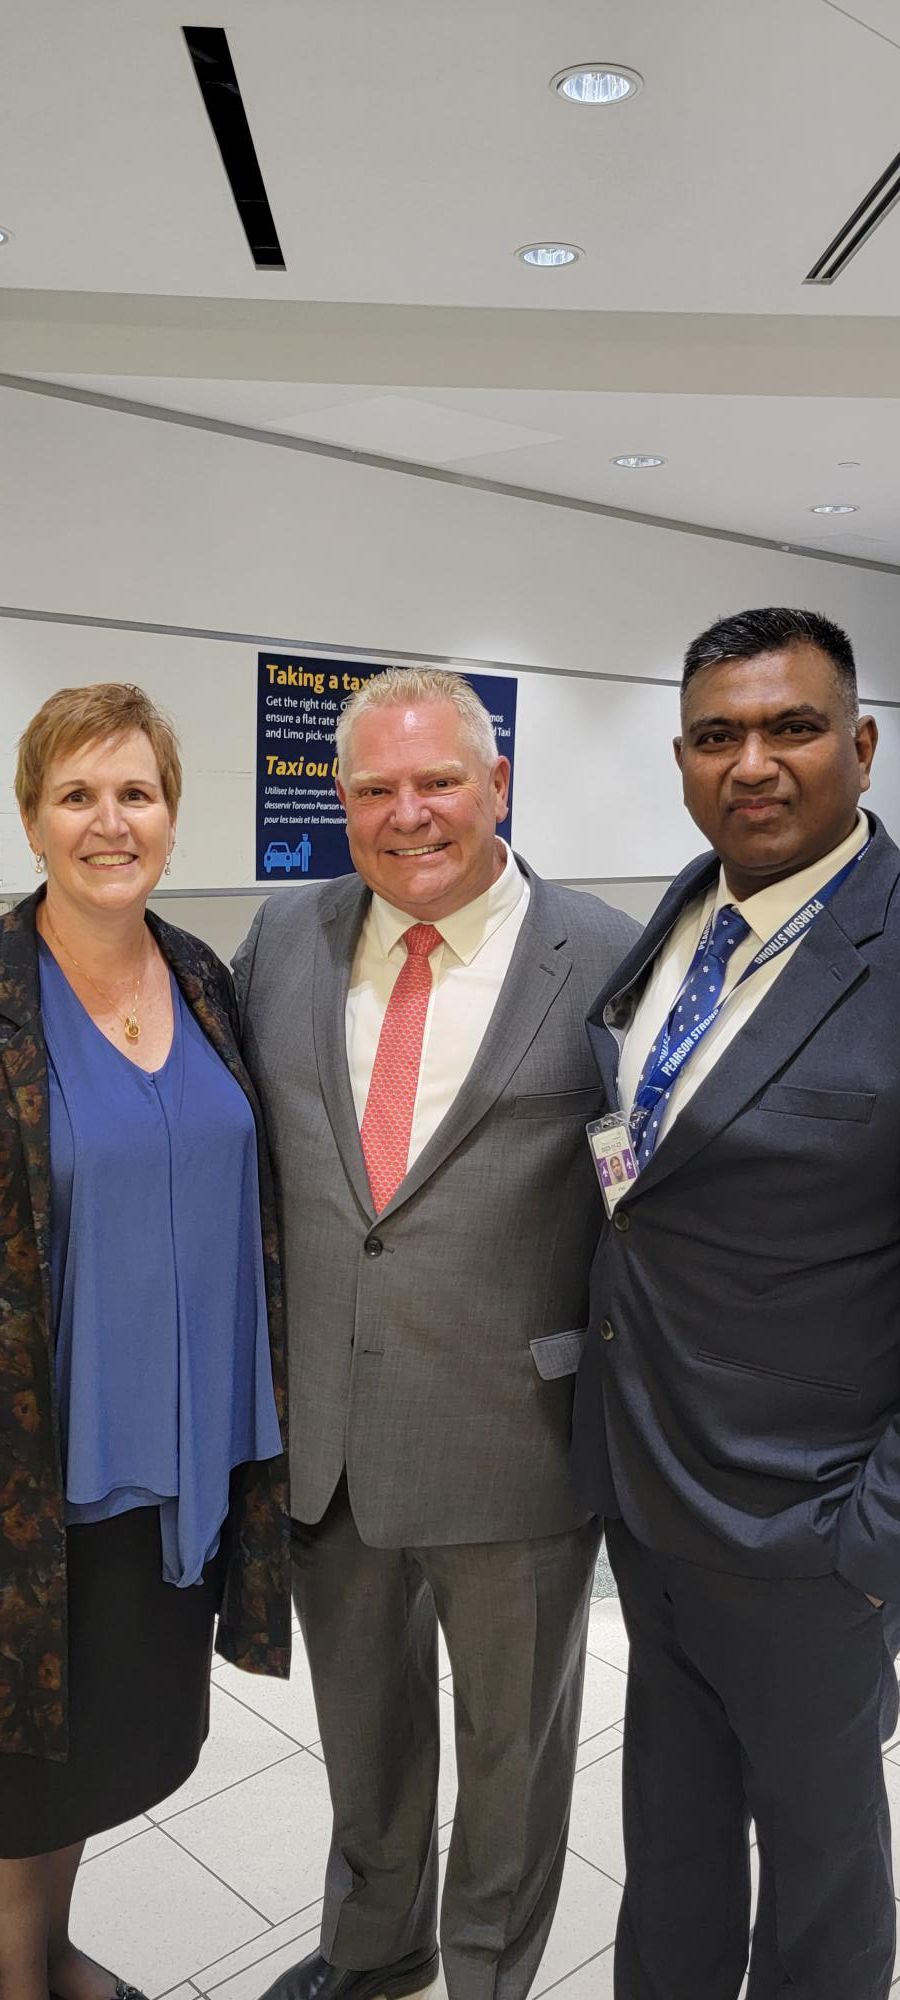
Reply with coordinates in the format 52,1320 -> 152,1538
805,146 -> 900,284
183,26 -> 285,269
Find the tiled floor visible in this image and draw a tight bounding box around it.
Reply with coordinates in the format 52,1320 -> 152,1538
73,1596 -> 900,2000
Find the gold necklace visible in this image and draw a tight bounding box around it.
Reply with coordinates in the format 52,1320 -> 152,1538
43,908 -> 147,1043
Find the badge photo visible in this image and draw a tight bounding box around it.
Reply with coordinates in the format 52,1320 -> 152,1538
586,1116 -> 637,1216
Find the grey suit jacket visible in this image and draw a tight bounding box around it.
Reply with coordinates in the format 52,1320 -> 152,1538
234,862 -> 638,1546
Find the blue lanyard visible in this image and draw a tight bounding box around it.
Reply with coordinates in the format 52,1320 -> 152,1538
629,840 -> 869,1155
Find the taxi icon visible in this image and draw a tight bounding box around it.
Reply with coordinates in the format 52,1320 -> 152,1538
262,840 -> 295,874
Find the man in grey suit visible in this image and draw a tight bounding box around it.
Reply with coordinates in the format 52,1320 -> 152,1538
234,668 -> 637,2000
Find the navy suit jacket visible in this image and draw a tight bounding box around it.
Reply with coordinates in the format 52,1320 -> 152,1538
572,813 -> 900,1601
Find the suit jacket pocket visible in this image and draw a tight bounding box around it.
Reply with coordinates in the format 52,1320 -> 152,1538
759,1084 -> 875,1123
697,1350 -> 859,1398
513,1088 -> 603,1119
530,1328 -> 588,1379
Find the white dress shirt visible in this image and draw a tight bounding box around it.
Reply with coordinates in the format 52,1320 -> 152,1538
346,841 -> 530,1170
617,810 -> 869,1150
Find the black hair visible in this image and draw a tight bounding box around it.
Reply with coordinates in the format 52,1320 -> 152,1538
682,607 -> 858,716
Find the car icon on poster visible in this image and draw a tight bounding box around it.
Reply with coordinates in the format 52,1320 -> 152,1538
262,835 -> 314,875
262,840 -> 294,874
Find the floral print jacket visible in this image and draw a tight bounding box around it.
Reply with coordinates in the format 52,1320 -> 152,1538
0,891 -> 290,1760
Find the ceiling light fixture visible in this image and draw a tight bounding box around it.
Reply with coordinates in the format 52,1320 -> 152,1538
551,65 -> 643,104
516,242 -> 582,266
809,503 -> 858,515
0,226 -> 13,245
611,454 -> 666,468
837,460 -> 861,469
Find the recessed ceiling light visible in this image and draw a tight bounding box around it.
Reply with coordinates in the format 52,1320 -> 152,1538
516,242 -> 582,267
837,460 -> 861,469
551,65 -> 643,104
0,226 -> 13,246
611,453 -> 666,468
809,503 -> 858,515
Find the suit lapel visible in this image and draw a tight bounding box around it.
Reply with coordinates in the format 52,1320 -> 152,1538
311,879 -> 375,1216
608,816 -> 900,1198
630,913 -> 868,1193
586,851 -> 719,1113
380,868 -> 573,1218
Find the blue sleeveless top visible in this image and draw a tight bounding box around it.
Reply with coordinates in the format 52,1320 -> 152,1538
39,941 -> 283,1588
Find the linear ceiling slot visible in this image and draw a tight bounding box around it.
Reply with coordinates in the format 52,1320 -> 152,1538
183,26 -> 285,270
805,147 -> 900,284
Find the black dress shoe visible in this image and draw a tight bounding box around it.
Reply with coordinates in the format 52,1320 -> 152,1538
256,1942 -> 440,2000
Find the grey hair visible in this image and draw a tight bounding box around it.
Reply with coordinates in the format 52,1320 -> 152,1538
335,666 -> 498,776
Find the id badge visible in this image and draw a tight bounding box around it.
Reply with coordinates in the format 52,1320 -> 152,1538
586,1115 -> 638,1217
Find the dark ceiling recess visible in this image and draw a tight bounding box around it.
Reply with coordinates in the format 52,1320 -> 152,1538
805,146 -> 900,284
183,25 -> 286,269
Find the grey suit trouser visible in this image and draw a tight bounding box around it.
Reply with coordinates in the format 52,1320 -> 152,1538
290,1480 -> 600,2000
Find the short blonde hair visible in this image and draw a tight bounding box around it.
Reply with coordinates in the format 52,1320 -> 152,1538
335,666 -> 498,776
15,684 -> 183,825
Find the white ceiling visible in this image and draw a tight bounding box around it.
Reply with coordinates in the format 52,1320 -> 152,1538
3,0 -> 900,310
2,0 -> 900,559
25,375 -> 900,562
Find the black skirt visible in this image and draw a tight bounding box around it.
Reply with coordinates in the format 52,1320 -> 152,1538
0,1504 -> 221,1858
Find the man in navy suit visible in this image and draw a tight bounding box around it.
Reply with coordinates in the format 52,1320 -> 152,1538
573,606 -> 900,1999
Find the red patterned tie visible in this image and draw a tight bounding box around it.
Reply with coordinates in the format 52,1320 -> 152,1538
360,923 -> 443,1214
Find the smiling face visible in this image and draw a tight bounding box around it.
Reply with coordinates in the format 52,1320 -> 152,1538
25,729 -> 175,920
336,699 -> 510,919
674,644 -> 877,900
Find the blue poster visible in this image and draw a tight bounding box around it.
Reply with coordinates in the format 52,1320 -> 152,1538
255,654 -> 517,881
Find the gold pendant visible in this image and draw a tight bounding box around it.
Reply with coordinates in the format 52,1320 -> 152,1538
124,1013 -> 141,1043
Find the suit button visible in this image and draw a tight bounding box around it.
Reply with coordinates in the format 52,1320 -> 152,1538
364,1237 -> 383,1258
613,1212 -> 631,1233
600,1320 -> 615,1341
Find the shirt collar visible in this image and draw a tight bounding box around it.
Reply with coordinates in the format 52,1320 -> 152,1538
369,841 -> 525,965
714,808 -> 869,943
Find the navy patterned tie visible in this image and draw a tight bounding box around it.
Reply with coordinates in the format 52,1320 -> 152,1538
632,903 -> 751,1167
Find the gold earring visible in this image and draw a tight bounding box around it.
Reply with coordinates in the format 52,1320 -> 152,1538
32,851 -> 45,874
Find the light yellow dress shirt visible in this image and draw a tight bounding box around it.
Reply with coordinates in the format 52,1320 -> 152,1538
617,810 -> 869,1149
346,841 -> 530,1171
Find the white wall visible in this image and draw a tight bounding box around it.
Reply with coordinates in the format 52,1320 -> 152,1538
2,380 -> 900,949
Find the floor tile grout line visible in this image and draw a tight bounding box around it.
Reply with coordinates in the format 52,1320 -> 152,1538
573,1740 -> 625,1774
202,1914 -> 323,1994
199,1919 -> 322,1989
209,1676 -> 323,1751
584,1647 -> 628,1678
533,1940 -> 615,1999
156,1817 -> 277,1927
81,1821 -> 157,1867
565,1844 -> 625,1892
193,1894 -> 326,1982
577,1723 -> 626,1749
152,1744 -> 306,1828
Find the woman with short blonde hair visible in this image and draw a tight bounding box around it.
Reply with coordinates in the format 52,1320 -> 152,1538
0,683 -> 290,2000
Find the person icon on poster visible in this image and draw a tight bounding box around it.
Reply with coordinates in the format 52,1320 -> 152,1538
292,834 -> 313,874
